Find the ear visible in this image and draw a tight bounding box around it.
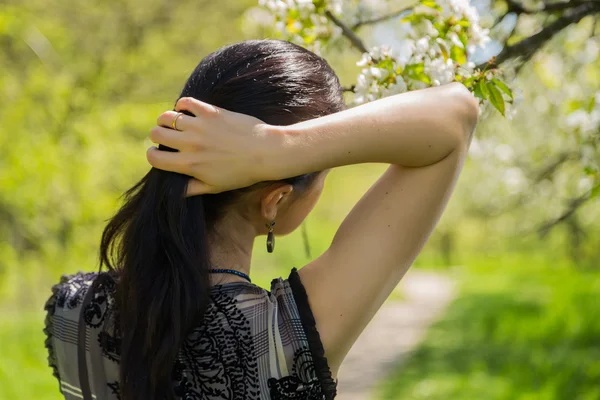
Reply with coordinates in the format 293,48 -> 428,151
260,183 -> 294,222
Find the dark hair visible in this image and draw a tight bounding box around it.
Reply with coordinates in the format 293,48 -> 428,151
99,39 -> 345,400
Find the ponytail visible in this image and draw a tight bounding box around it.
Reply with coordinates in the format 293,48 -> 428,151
99,161 -> 211,399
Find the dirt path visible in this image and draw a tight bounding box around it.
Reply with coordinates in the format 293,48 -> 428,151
335,270 -> 456,400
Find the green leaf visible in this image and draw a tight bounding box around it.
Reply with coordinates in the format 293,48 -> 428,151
421,0 -> 443,11
401,13 -> 422,23
415,73 -> 431,84
313,0 -> 326,11
591,184 -> 600,198
462,75 -> 476,89
434,21 -> 449,36
458,31 -> 469,48
566,100 -> 583,113
473,81 -> 484,99
439,42 -> 449,60
487,82 -> 505,116
492,79 -> 513,99
477,80 -> 489,99
303,33 -> 317,44
583,167 -> 595,176
451,45 -> 467,65
457,19 -> 470,27
377,58 -> 394,71
587,96 -> 596,112
404,63 -> 431,84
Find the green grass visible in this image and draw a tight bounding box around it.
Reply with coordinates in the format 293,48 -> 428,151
0,311 -> 62,400
378,258 -> 600,400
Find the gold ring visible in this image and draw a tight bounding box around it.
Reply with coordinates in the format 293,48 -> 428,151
172,112 -> 184,131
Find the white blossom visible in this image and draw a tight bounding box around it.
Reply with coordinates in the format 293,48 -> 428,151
581,144 -> 599,173
396,39 -> 416,64
505,102 -> 517,120
416,37 -> 430,54
447,32 -> 464,49
356,53 -> 371,67
256,0 -> 502,112
494,144 -> 515,162
421,19 -> 439,37
441,0 -> 490,49
381,78 -> 408,97
351,0 -> 493,104
577,39 -> 600,64
426,57 -> 455,86
409,79 -> 429,90
578,177 -> 594,193
503,167 -> 528,194
255,0 -> 344,52
566,109 -> 599,134
369,67 -> 389,80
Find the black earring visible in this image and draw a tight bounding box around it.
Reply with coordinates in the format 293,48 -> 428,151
266,221 -> 275,253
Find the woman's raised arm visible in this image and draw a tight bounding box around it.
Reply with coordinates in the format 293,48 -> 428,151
266,82 -> 479,376
267,82 -> 478,176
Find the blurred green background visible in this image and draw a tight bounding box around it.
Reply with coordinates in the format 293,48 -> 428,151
1,0 -> 599,399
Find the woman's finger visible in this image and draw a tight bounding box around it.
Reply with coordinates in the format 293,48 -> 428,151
185,178 -> 214,197
156,110 -> 196,132
175,97 -> 220,118
149,126 -> 197,151
146,146 -> 196,175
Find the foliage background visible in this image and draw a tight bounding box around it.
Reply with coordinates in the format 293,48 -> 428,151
1,0 -> 599,399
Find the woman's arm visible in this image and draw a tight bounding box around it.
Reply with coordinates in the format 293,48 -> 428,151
147,83 -> 476,196
265,82 -> 478,375
266,82 -> 478,177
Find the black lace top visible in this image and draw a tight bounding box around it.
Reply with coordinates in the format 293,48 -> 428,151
43,268 -> 337,399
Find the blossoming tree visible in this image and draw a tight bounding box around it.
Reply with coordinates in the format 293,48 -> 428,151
247,0 -> 600,247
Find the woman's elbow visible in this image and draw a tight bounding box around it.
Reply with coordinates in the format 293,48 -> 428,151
448,82 -> 480,142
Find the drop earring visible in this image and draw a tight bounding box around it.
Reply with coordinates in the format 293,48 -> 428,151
266,221 -> 275,253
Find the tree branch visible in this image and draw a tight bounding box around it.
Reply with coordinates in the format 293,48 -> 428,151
325,10 -> 369,54
479,1 -> 600,69
352,5 -> 415,29
531,151 -> 578,182
538,184 -> 599,238
492,1 -> 590,31
507,0 -> 592,15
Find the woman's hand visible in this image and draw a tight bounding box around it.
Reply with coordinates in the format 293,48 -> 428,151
147,97 -> 280,196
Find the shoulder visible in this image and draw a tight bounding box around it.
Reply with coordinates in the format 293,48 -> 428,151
42,271 -> 102,387
45,271 -> 99,312
43,270 -> 118,341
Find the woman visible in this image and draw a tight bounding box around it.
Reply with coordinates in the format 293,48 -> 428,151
43,39 -> 478,400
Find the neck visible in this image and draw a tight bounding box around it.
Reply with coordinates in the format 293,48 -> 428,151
207,215 -> 256,285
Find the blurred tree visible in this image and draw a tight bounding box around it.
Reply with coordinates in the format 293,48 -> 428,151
0,0 -> 255,307
1,0 -> 599,311
245,0 -> 600,264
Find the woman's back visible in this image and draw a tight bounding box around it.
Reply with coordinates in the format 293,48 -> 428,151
44,270 -> 336,400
